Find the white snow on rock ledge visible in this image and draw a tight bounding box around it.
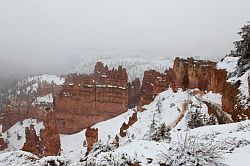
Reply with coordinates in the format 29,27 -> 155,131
32,93 -> 53,106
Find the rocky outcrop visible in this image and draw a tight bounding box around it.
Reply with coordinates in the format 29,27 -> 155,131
22,111 -> 60,157
22,124 -> 40,156
0,137 -> 7,150
54,62 -> 130,134
139,57 -> 249,121
138,69 -> 173,111
39,111 -> 61,156
120,112 -> 138,137
0,80 -> 62,132
208,66 -> 249,121
85,126 -> 98,154
172,57 -> 216,91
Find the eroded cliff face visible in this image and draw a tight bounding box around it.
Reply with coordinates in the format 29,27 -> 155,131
0,62 -> 141,136
54,62 -> 140,134
172,57 -> 216,91
139,57 -> 249,121
0,81 -> 61,132
138,69 -> 173,111
22,111 -> 60,157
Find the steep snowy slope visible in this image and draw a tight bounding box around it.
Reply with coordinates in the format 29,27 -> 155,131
9,74 -> 65,96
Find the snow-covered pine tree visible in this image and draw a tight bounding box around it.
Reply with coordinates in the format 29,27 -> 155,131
234,22 -> 250,59
149,111 -> 157,136
187,109 -> 205,129
156,97 -> 163,113
231,22 -> 250,77
151,123 -> 171,142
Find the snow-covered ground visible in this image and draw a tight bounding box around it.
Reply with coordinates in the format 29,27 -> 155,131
0,87 -> 249,165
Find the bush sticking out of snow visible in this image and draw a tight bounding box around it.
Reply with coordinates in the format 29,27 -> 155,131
187,109 -> 218,129
37,156 -> 70,166
158,133 -> 226,166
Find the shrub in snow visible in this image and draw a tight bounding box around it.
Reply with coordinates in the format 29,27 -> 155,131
234,123 -> 250,132
218,137 -> 250,153
156,98 -> 163,113
85,152 -> 133,166
88,141 -> 116,158
85,142 -> 138,166
158,133 -> 225,166
38,156 -> 69,166
151,123 -> 171,142
187,110 -> 217,129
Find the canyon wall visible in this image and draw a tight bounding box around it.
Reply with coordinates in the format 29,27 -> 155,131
0,62 -> 141,135
54,62 -> 138,134
0,81 -> 61,132
139,57 -> 249,121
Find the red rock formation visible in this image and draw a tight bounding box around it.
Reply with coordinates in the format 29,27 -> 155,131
120,112 -> 138,137
37,81 -> 62,97
54,62 -> 130,134
208,67 -> 249,121
0,137 -> 7,150
39,111 -> 61,156
22,111 -> 61,157
85,126 -> 98,154
138,57 -> 249,122
172,57 -> 216,91
22,124 -> 40,156
0,80 -> 62,132
138,69 -> 173,111
208,68 -> 228,93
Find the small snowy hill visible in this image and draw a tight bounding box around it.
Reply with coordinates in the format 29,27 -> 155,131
0,88 -> 250,165
70,55 -> 172,81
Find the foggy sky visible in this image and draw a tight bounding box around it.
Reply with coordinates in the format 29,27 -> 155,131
0,0 -> 250,78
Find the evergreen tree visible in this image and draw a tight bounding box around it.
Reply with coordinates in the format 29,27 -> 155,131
151,123 -> 171,142
234,22 -> 250,59
230,22 -> 250,77
149,111 -> 157,134
187,109 -> 205,129
156,98 -> 163,113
